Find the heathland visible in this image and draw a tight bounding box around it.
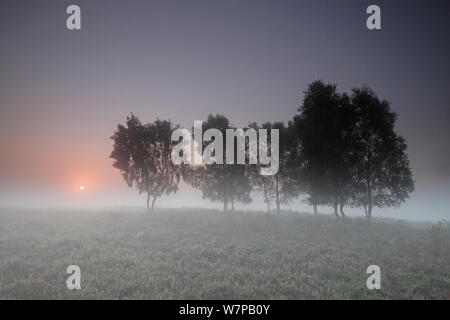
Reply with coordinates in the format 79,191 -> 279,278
0,208 -> 448,299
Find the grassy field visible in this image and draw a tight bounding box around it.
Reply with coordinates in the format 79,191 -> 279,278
0,208 -> 449,299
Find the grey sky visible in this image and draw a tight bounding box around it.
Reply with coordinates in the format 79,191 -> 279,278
0,0 -> 448,220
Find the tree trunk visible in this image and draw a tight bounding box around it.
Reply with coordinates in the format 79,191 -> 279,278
231,199 -> 235,211
366,158 -> 373,220
334,201 -> 339,218
367,184 -> 372,220
223,199 -> 228,212
313,202 -> 318,214
151,197 -> 157,213
263,180 -> 271,214
275,175 -> 280,215
339,203 -> 346,218
146,193 -> 151,214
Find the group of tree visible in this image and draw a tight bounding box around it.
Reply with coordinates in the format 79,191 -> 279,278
110,80 -> 414,219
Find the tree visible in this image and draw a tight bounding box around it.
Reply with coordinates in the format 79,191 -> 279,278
350,87 -> 414,219
183,114 -> 252,211
110,114 -> 181,214
293,80 -> 356,217
247,122 -> 276,214
248,121 -> 296,215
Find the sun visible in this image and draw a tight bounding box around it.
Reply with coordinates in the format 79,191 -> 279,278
79,185 -> 85,191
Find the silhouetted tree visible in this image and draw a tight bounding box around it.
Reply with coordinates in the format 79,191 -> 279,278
248,121 -> 296,215
293,80 -> 357,217
183,114 -> 252,211
247,159 -> 275,213
350,87 -> 414,219
110,114 -> 181,214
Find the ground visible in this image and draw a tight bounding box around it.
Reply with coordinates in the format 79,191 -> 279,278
0,208 -> 449,299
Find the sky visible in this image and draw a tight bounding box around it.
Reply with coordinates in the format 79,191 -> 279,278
0,0 -> 449,221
